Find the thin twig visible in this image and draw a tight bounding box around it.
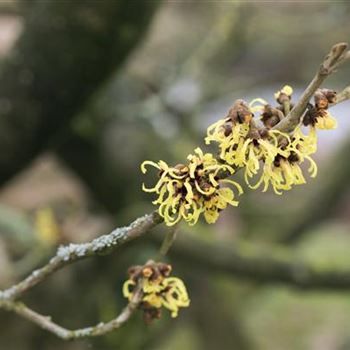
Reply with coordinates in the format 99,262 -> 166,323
158,224 -> 179,258
331,50 -> 350,72
1,284 -> 143,340
332,84 -> 350,106
273,42 -> 348,132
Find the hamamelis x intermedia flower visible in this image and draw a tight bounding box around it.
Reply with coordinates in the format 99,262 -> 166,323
205,101 -> 287,187
141,147 -> 243,226
123,261 -> 189,322
249,126 -> 318,194
205,85 -> 336,195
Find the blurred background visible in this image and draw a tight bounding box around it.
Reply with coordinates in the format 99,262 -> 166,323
0,1 -> 350,349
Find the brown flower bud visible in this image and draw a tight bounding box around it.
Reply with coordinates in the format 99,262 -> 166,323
261,104 -> 284,128
303,104 -> 318,126
314,90 -> 328,109
127,265 -> 141,279
143,307 -> 161,324
276,92 -> 290,105
259,128 -> 269,139
320,88 -> 337,104
303,111 -> 313,126
263,116 -> 280,129
202,182 -> 213,192
273,155 -> 282,167
248,128 -> 260,140
228,99 -> 253,124
278,137 -> 289,150
223,123 -> 232,137
288,152 -> 300,163
159,263 -> 172,277
275,85 -> 293,105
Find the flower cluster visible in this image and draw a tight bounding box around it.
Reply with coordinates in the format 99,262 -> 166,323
205,86 -> 328,194
141,147 -> 242,226
141,85 -> 337,225
123,261 -> 190,322
249,127 -> 318,194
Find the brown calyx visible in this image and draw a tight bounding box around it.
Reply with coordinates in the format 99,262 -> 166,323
288,151 -> 300,163
228,99 -> 253,124
313,88 -> 337,111
128,260 -> 172,282
141,305 -> 162,324
303,88 -> 336,126
261,104 -> 284,129
223,123 -> 232,136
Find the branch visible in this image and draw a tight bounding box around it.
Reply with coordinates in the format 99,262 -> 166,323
273,42 -> 349,132
1,284 -> 143,340
158,224 -> 179,258
0,211 -> 162,301
333,84 -> 350,105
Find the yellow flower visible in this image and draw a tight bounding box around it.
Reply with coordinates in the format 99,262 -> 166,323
291,126 -> 317,155
303,93 -> 338,130
205,98 -> 285,171
143,293 -> 163,308
251,159 -> 304,195
274,85 -> 293,100
243,141 -> 283,189
123,262 -> 190,319
143,277 -> 164,293
122,279 -> 136,300
205,119 -> 250,154
209,124 -> 290,190
141,147 -> 242,226
205,99 -> 253,151
249,98 -> 268,113
159,277 -> 190,318
202,183 -> 243,224
141,159 -> 198,226
250,127 -> 318,194
314,112 -> 337,130
205,99 -> 318,194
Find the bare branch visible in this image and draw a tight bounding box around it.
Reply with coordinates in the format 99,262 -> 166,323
331,50 -> 350,72
158,224 -> 179,258
333,84 -> 350,105
1,284 -> 143,340
0,211 -> 162,301
273,42 -> 348,132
